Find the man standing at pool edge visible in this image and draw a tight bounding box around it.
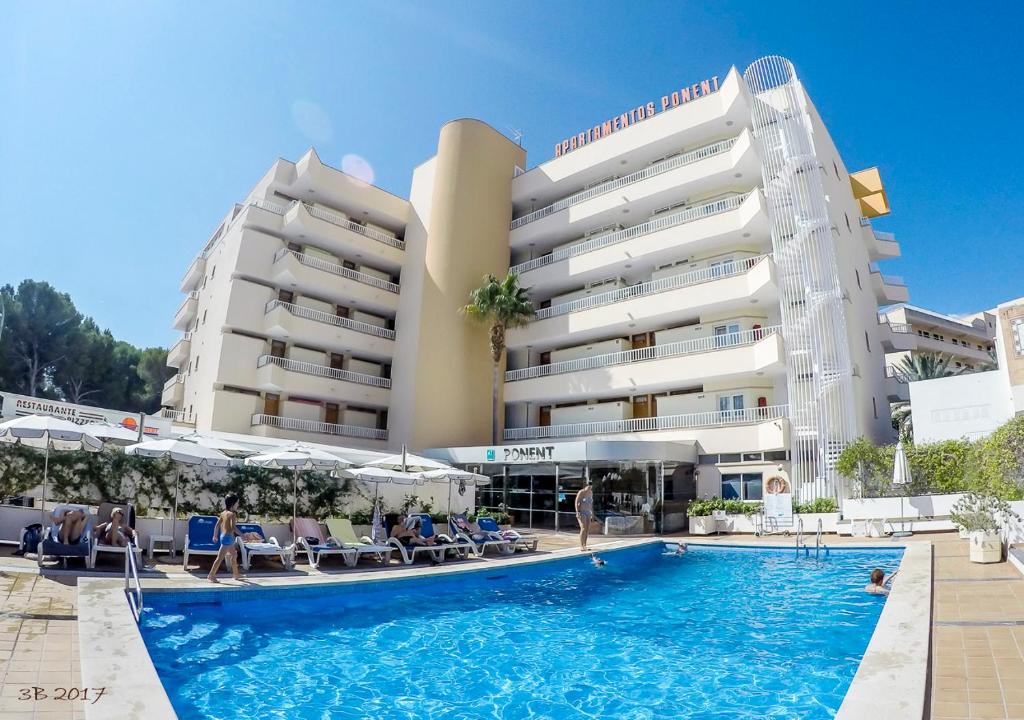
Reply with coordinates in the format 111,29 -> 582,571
576,479 -> 595,551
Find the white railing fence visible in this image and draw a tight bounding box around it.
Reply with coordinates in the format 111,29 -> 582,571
264,299 -> 396,340
257,355 -> 392,388
533,253 -> 768,321
511,137 -> 738,229
125,541 -> 143,621
512,191 -> 751,275
504,404 -> 788,440
251,413 -> 388,441
301,202 -> 406,251
506,326 -> 782,381
273,248 -> 399,293
158,408 -> 195,424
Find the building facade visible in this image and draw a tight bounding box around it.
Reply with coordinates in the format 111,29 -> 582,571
163,55 -> 902,511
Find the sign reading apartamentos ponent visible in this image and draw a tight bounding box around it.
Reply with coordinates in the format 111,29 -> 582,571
554,75 -> 720,158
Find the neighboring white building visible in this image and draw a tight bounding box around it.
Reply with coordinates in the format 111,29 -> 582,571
163,55 -> 903,517
911,296 -> 1024,443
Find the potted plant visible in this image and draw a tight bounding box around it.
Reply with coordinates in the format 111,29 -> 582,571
687,497 -> 762,534
950,492 -> 1019,563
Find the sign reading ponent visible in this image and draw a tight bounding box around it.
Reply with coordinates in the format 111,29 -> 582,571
554,75 -> 721,158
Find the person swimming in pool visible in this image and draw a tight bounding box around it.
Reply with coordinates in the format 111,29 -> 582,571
576,479 -> 595,551
865,568 -> 898,595
591,554 -> 606,567
208,495 -> 243,583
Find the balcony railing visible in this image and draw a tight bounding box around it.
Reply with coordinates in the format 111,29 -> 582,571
885,365 -> 910,383
251,413 -> 388,441
250,198 -> 292,216
886,322 -> 912,334
163,374 -> 185,391
258,355 -> 392,388
264,299 -> 396,340
532,254 -> 769,321
879,273 -> 905,287
159,408 -> 195,424
302,202 -> 406,251
273,248 -> 399,293
180,255 -> 206,287
512,192 -> 751,275
506,326 -> 782,382
175,291 -> 199,316
504,404 -> 789,440
510,137 -> 738,230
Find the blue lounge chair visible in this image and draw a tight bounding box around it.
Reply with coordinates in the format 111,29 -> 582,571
237,522 -> 294,571
477,516 -> 538,552
38,503 -> 94,569
449,513 -> 514,557
182,515 -> 221,570
387,515 -> 450,565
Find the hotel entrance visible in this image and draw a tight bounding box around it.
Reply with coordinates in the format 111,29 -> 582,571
429,440 -> 696,535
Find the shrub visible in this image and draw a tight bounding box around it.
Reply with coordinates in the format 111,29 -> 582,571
792,497 -> 839,514
687,497 -> 762,517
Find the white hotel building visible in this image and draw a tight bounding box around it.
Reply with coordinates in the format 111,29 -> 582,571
163,56 -> 904,528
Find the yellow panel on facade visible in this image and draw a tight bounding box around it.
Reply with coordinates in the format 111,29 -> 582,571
850,167 -> 890,218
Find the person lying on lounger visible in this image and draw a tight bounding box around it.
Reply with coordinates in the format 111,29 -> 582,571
453,516 -> 495,543
93,507 -> 136,547
54,508 -> 88,544
391,516 -> 428,547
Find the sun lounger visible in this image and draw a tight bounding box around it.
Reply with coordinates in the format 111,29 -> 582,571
292,517 -> 356,569
477,516 -> 538,552
449,514 -> 514,557
236,523 -> 294,571
183,515 -> 223,570
38,503 -> 94,569
90,501 -> 142,569
387,516 -> 451,565
323,518 -> 393,566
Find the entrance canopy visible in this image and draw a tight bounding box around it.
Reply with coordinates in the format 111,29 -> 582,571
424,439 -> 698,466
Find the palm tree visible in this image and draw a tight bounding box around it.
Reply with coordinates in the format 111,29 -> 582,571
461,273 -> 535,444
896,352 -> 960,382
977,348 -> 998,372
891,401 -> 913,443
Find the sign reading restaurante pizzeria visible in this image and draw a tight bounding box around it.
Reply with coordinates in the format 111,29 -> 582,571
554,75 -> 720,158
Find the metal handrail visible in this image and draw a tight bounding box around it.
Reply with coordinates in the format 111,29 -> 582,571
250,198 -> 292,215
273,248 -> 399,293
815,518 -> 822,560
503,404 -> 787,440
511,191 -> 751,274
251,413 -> 388,440
532,254 -> 769,321
158,408 -> 195,423
125,541 -> 143,621
882,322 -> 913,334
511,137 -> 738,229
257,355 -> 392,388
264,299 -> 396,340
795,516 -> 804,556
885,365 -> 911,383
506,326 -> 782,381
174,291 -> 199,318
301,203 -> 405,250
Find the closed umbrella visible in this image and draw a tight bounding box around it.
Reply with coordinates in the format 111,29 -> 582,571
417,468 -> 490,519
124,438 -> 237,542
892,440 -> 913,538
245,443 -> 354,534
0,415 -> 103,523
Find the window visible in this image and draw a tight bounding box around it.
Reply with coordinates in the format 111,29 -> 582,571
872,397 -> 878,419
202,310 -> 207,325
713,323 -> 740,347
865,331 -> 871,352
742,453 -> 762,462
195,356 -> 199,370
718,394 -> 744,417
844,212 -> 851,233
833,160 -> 840,179
855,269 -> 861,290
722,473 -> 763,501
211,266 -> 216,278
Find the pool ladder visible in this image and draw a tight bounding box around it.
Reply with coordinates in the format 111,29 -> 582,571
125,540 -> 143,621
795,518 -> 830,559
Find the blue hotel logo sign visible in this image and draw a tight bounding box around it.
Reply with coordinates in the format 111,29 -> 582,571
486,448 -> 496,461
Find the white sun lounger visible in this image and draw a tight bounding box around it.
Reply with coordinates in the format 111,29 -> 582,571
324,518 -> 393,566
236,522 -> 294,571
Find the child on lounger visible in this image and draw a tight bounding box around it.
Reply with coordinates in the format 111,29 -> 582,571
208,495 -> 243,583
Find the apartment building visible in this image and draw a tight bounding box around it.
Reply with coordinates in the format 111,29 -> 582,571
163,54 -> 903,511
879,304 -> 996,402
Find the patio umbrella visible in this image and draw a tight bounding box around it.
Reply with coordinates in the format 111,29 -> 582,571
417,468 -> 490,518
892,440 -> 913,538
370,501 -> 385,544
124,438 -> 237,541
0,415 -> 103,523
338,466 -> 421,542
366,446 -> 452,473
80,422 -> 140,446
174,432 -> 257,456
245,443 -> 354,534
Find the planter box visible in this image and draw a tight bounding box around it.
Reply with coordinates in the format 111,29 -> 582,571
969,531 -> 1002,563
688,516 -> 724,535
688,512 -> 840,536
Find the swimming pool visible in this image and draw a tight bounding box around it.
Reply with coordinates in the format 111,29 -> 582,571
139,543 -> 901,719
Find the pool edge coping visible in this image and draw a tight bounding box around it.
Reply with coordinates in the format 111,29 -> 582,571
834,541 -> 932,720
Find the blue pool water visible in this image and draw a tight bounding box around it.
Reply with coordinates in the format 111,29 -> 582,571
140,544 -> 901,719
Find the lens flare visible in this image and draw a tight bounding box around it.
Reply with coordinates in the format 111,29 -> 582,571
291,100 -> 333,144
341,153 -> 375,185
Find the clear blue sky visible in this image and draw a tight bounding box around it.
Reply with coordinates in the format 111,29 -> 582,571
2,1 -> 1021,348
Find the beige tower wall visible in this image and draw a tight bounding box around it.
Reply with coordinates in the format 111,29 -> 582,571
389,120 -> 526,450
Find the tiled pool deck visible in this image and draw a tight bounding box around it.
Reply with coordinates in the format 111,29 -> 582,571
0,530 -> 1016,719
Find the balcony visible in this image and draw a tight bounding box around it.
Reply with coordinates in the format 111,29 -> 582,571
505,327 -> 784,404
505,404 -> 789,440
166,333 -> 192,369
270,249 -> 399,315
256,355 -> 391,406
161,374 -> 185,406
512,191 -> 769,293
870,228 -> 900,260
870,269 -> 909,305
263,300 -> 395,360
179,255 -> 206,292
878,320 -> 915,353
172,292 -> 199,331
158,408 -> 195,425
508,255 -> 776,349
885,364 -> 910,402
243,199 -> 405,271
251,413 -> 388,442
509,130 -> 761,249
